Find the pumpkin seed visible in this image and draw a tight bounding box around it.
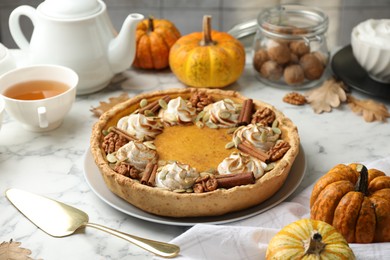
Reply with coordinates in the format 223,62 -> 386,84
272,119 -> 279,128
233,135 -> 241,146
102,129 -> 109,136
265,162 -> 275,171
196,121 -> 205,129
225,141 -> 235,149
158,99 -> 168,109
144,109 -> 155,117
205,121 -> 218,129
173,189 -> 186,193
200,172 -> 210,178
227,127 -> 238,134
106,153 -> 117,163
272,127 -> 281,135
223,98 -> 234,104
186,188 -> 193,193
260,130 -> 268,142
195,111 -> 205,122
140,99 -> 148,108
219,111 -> 231,119
202,112 -> 210,123
143,141 -> 156,150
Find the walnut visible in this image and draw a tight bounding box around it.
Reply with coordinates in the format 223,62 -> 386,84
283,92 -> 307,105
300,53 -> 324,80
267,40 -> 291,65
102,132 -> 129,154
253,49 -> 269,72
114,162 -> 140,179
193,183 -> 204,193
289,41 -> 310,57
251,107 -> 276,126
189,92 -> 214,112
283,64 -> 305,85
260,60 -> 283,81
267,141 -> 291,162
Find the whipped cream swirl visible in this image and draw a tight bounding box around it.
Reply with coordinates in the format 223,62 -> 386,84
117,113 -> 163,141
217,152 -> 266,179
203,99 -> 240,128
116,141 -> 158,171
354,19 -> 390,48
155,162 -> 199,190
159,97 -> 196,125
233,124 -> 280,152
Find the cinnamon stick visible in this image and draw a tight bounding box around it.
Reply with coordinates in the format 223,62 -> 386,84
138,95 -> 171,115
141,162 -> 157,186
147,164 -> 158,187
237,141 -> 269,162
109,126 -> 136,141
237,99 -> 253,126
216,172 -> 255,188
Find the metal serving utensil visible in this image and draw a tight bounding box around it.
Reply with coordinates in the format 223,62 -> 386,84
5,188 -> 179,258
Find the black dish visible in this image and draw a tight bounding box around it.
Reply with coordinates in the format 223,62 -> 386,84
331,45 -> 390,99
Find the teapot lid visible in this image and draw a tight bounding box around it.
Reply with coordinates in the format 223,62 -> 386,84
39,0 -> 102,19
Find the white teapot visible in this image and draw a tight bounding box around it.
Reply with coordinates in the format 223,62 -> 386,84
9,0 -> 143,94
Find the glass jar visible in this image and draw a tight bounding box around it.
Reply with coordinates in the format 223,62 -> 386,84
252,5 -> 329,89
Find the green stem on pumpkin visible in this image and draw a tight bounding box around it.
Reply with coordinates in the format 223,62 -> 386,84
355,164 -> 369,196
200,15 -> 214,46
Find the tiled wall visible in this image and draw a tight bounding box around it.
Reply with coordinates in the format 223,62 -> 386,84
1,0 -> 389,50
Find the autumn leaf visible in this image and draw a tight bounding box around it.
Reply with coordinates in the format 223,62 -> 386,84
90,92 -> 129,117
347,95 -> 390,122
0,239 -> 35,260
305,77 -> 347,113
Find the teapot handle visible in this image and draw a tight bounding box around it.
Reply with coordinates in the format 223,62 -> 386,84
9,6 -> 37,50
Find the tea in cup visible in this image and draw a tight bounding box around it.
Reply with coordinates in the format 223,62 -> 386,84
0,65 -> 78,132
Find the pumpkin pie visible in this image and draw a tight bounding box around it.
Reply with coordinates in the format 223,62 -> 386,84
90,88 -> 300,217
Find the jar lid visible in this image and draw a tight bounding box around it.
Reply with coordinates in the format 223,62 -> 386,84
39,0 -> 102,19
257,4 -> 328,39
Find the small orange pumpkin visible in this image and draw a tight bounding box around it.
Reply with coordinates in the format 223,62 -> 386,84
310,164 -> 390,243
169,15 -> 245,88
266,219 -> 355,259
133,17 -> 181,70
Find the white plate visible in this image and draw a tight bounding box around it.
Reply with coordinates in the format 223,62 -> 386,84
83,145 -> 306,226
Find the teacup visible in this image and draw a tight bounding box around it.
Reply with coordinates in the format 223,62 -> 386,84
0,65 -> 78,132
0,97 -> 4,130
0,43 -> 16,76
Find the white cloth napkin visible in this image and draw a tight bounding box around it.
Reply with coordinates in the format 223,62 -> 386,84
156,157 -> 390,260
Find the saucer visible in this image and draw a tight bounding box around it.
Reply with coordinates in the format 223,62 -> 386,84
331,45 -> 390,99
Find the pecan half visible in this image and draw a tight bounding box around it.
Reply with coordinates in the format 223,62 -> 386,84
102,132 -> 129,154
283,92 -> 306,105
251,107 -> 276,126
267,141 -> 291,162
193,175 -> 218,193
189,92 -> 214,112
114,162 -> 140,179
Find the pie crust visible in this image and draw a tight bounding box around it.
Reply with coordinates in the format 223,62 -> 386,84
90,88 -> 300,217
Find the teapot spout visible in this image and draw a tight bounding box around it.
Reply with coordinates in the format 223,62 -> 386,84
109,13 -> 143,74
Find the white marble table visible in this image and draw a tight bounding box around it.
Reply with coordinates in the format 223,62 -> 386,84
1,59 -> 390,259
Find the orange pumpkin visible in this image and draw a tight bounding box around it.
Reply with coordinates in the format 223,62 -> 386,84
310,163 -> 390,243
133,17 -> 181,70
169,15 -> 245,88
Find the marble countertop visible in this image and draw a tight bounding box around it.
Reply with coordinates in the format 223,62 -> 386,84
1,57 -> 390,259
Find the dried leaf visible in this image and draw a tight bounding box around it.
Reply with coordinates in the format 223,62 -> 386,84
0,239 -> 34,260
90,92 -> 129,117
305,77 -> 347,114
347,95 -> 390,122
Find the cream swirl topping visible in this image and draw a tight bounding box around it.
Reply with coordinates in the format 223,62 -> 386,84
354,19 -> 390,48
203,99 -> 240,128
217,152 -> 266,179
117,113 -> 163,141
159,97 -> 196,125
155,162 -> 199,190
116,141 -> 158,171
233,123 -> 280,152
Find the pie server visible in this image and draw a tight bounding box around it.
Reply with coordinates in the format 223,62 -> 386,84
5,188 -> 180,258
